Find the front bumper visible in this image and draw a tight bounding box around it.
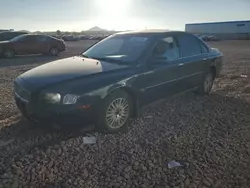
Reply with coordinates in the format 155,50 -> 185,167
15,96 -> 96,127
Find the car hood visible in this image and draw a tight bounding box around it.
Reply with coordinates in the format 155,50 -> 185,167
19,56 -> 129,88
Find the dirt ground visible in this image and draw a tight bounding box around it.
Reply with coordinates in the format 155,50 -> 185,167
0,40 -> 250,188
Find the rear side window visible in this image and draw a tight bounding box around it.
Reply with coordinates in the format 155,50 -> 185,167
36,35 -> 49,42
23,35 -> 36,42
177,34 -> 202,57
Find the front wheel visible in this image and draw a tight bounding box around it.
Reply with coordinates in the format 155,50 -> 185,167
197,71 -> 214,95
97,90 -> 132,133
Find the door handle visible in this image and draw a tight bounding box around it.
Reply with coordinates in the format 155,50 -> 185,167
203,58 -> 207,61
178,63 -> 184,67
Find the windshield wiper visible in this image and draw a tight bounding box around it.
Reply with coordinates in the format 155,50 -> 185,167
80,54 -> 92,59
91,57 -> 129,64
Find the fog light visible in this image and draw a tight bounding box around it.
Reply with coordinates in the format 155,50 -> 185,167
63,94 -> 78,105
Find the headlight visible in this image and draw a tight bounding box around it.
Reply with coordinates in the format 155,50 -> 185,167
63,94 -> 78,105
43,93 -> 61,104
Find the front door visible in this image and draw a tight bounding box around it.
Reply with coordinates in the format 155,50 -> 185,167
33,35 -> 50,54
137,35 -> 184,105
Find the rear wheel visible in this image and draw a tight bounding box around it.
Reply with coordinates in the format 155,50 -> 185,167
49,47 -> 59,56
97,90 -> 132,133
4,49 -> 15,58
197,71 -> 214,95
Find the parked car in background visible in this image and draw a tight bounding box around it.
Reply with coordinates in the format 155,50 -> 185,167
14,30 -> 223,132
0,31 -> 28,41
78,35 -> 89,40
89,35 -> 107,40
62,35 -> 79,41
0,34 -> 65,58
197,34 -> 209,41
207,35 -> 219,41
51,35 -> 62,40
197,34 -> 219,41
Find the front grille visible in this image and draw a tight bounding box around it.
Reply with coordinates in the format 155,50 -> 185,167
14,82 -> 31,103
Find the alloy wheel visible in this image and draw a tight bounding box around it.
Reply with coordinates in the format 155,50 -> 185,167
105,98 -> 129,129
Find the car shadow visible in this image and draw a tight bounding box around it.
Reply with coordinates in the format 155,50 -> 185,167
1,92 -> 249,156
0,91 -> 250,186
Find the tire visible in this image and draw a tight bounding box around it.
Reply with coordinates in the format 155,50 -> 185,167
49,47 -> 59,56
97,90 -> 132,133
4,49 -> 15,58
197,71 -> 215,95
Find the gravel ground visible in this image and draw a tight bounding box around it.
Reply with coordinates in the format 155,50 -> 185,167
0,40 -> 250,188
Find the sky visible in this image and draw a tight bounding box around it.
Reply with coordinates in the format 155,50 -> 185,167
0,0 -> 250,32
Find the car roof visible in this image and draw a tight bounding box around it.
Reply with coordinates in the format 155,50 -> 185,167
114,30 -> 188,37
16,34 -> 49,37
0,31 -> 28,35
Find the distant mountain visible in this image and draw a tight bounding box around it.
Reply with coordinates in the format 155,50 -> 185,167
87,26 -> 107,32
18,30 -> 30,33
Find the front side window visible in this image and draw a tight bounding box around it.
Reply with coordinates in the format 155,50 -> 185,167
82,35 -> 152,63
177,34 -> 202,57
152,36 -> 180,61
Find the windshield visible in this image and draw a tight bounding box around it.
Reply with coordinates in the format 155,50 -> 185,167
82,35 -> 151,63
10,34 -> 26,42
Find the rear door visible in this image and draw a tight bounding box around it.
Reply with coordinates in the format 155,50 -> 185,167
138,35 -> 184,104
175,34 -> 207,90
34,35 -> 50,54
13,35 -> 37,55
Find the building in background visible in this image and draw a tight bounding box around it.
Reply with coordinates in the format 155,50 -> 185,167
185,20 -> 250,40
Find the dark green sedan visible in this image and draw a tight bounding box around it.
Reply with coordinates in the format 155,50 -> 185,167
14,30 -> 223,132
